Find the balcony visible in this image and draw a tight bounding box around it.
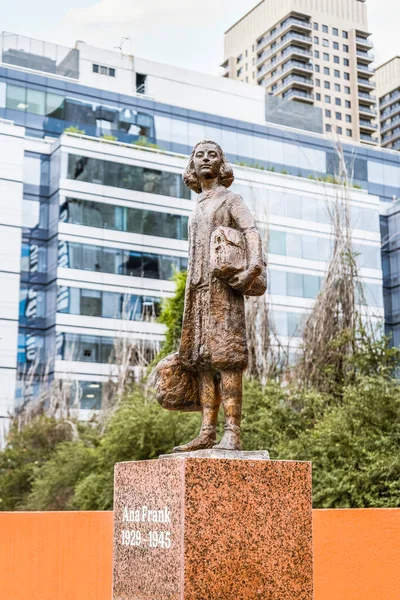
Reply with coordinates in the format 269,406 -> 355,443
359,119 -> 378,132
257,48 -> 313,79
257,16 -> 311,53
380,89 -> 400,110
357,63 -> 374,76
381,103 -> 400,123
260,59 -> 313,84
358,90 -> 376,104
360,133 -> 378,144
356,35 -> 373,49
356,50 -> 374,64
358,78 -> 376,90
381,115 -> 400,135
381,128 -> 400,146
282,88 -> 314,103
358,105 -> 377,117
257,32 -> 312,67
278,74 -> 314,93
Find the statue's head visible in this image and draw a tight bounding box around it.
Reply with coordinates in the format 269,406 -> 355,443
183,140 -> 234,194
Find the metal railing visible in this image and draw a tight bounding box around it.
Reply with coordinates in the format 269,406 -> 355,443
358,91 -> 376,101
358,105 -> 377,116
257,17 -> 311,52
359,120 -> 378,130
257,32 -> 312,65
260,59 -> 313,83
282,88 -> 314,101
356,50 -> 374,61
358,78 -> 376,88
270,74 -> 313,92
380,89 -> 400,110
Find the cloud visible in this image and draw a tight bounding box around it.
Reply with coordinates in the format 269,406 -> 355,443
52,0 -> 257,72
51,0 -> 400,74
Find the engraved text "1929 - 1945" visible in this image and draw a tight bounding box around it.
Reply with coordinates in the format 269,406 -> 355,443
120,505 -> 172,550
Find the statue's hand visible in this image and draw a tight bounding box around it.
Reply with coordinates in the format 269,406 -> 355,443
228,265 -> 261,293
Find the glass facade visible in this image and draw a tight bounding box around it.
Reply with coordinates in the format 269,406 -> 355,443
270,310 -> 306,337
58,333 -> 159,364
61,198 -> 189,240
3,64 -> 400,203
235,183 -> 381,234
59,241 -> 188,280
67,154 -> 190,199
57,286 -> 162,321
269,229 -> 381,269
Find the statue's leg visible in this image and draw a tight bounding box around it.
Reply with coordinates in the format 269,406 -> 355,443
213,370 -> 242,451
173,371 -> 220,453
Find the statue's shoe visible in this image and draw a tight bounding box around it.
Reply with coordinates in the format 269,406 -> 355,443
213,426 -> 242,451
173,428 -> 216,453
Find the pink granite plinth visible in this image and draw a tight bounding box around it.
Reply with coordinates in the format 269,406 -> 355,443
112,458 -> 313,600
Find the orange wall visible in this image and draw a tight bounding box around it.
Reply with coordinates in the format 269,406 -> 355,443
0,509 -> 399,600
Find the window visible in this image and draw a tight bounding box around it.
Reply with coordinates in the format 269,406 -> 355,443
322,25 -> 328,33
334,55 -> 340,64
325,109 -> 331,117
316,78 -> 321,87
346,115 -> 352,123
62,198 -> 189,240
61,241 -> 187,281
345,86 -> 350,94
324,81 -> 330,89
326,124 -> 332,132
335,84 -> 341,92
345,100 -> 351,108
60,333 -> 156,365
237,54 -> 243,63
335,98 -> 342,106
343,58 -> 349,66
346,129 -> 352,137
314,22 -> 319,30
316,93 -> 321,101
93,63 -> 116,77
325,95 -> 331,103
314,36 -> 319,44
335,112 -> 342,120
315,64 -> 320,72
344,72 -> 350,80
333,42 -> 339,50
67,155 -> 191,199
245,50 -> 248,58
343,31 -> 348,39
343,44 -> 349,52
334,69 -> 340,77
314,50 -> 320,58
323,53 -> 329,61
333,28 -> 339,36
58,286 -> 161,322
337,126 -> 343,134
324,67 -> 330,75
237,68 -> 242,77
323,39 -> 329,47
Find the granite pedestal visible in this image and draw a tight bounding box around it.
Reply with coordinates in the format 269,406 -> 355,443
112,455 -> 313,600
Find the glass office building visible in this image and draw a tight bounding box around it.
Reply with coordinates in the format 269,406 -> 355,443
0,32 -> 392,436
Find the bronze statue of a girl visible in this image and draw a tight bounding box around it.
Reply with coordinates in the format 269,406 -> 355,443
155,140 -> 266,452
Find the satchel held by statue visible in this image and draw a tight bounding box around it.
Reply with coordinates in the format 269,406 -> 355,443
210,226 -> 267,296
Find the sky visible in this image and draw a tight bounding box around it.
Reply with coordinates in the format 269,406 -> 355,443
1,0 -> 400,74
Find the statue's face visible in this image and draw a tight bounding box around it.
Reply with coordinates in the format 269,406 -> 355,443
193,143 -> 222,181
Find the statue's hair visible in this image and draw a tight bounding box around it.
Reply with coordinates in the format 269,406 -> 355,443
183,140 -> 234,194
